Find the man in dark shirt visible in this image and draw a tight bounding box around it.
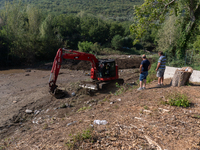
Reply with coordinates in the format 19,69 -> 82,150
137,54 -> 151,91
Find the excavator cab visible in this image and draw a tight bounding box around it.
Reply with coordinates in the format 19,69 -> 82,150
98,60 -> 116,78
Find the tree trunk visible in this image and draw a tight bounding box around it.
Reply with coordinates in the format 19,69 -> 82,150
171,67 -> 193,87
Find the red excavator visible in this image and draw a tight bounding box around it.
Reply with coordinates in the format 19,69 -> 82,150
49,48 -> 123,94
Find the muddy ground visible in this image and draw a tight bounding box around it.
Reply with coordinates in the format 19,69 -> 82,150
0,55 -> 200,150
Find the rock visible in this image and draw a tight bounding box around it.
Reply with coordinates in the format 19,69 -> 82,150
117,98 -> 121,101
106,143 -> 110,147
109,137 -> 117,141
25,109 -> 33,114
159,108 -> 170,113
65,103 -> 71,108
143,109 -> 152,114
72,92 -> 76,96
13,101 -> 17,103
25,69 -> 31,72
34,110 -> 40,115
32,117 -> 42,124
67,121 -> 77,126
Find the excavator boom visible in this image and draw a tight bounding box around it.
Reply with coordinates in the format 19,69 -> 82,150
49,48 -> 99,93
49,48 -> 123,95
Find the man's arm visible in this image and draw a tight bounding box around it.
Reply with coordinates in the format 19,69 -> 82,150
140,64 -> 143,74
156,62 -> 161,71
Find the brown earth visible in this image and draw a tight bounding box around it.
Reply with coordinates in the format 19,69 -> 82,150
0,55 -> 200,150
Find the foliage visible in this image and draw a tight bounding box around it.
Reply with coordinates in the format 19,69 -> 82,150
77,106 -> 91,112
111,35 -> 123,50
109,22 -> 125,40
78,41 -> 93,53
0,0 -> 144,20
156,15 -> 181,54
90,42 -> 101,55
146,55 -> 158,83
115,82 -> 120,88
66,128 -> 96,149
131,0 -> 200,59
0,1 -> 137,66
167,93 -> 190,107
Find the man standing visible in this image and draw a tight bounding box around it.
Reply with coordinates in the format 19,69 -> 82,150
156,51 -> 166,87
137,54 -> 151,91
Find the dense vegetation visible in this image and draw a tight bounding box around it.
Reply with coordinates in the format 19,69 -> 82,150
0,0 -> 143,20
0,0 -> 200,70
0,3 -> 134,66
131,0 -> 200,69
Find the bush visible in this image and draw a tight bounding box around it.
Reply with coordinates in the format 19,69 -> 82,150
111,35 -> 123,50
78,41 -> 93,53
166,93 -> 190,107
66,128 -> 96,149
90,42 -> 101,54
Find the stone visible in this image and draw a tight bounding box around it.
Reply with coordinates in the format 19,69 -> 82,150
109,137 -> 117,141
72,92 -> 76,96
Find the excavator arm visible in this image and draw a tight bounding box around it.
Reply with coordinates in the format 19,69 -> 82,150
49,48 -> 99,93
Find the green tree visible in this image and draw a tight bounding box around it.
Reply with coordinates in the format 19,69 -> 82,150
130,0 -> 200,58
53,14 -> 81,49
78,41 -> 93,53
156,15 -> 181,54
111,35 -> 123,50
109,22 -> 125,41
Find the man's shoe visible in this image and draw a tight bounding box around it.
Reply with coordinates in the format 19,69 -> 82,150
142,87 -> 146,90
137,87 -> 143,91
156,84 -> 161,88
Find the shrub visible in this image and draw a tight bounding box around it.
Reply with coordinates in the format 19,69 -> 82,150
111,35 -> 123,50
90,42 -> 101,54
66,128 -> 96,149
166,93 -> 190,107
78,41 -> 93,53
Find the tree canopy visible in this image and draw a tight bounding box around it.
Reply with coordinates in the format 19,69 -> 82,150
130,0 -> 200,58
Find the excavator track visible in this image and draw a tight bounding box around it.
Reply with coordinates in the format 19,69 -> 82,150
79,81 -> 99,90
79,79 -> 124,91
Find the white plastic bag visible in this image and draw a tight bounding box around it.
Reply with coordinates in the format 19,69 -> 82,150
93,120 -> 107,125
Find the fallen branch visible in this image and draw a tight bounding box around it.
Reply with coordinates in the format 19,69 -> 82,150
144,135 -> 162,150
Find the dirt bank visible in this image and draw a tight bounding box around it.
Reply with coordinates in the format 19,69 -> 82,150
1,54 -> 199,150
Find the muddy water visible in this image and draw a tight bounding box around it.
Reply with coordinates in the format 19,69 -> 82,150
0,69 -> 25,74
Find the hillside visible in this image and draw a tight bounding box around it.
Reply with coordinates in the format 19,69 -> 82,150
0,0 -> 144,19
0,55 -> 200,150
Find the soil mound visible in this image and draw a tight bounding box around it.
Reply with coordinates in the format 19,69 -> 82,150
61,57 -> 146,71
40,55 -> 153,71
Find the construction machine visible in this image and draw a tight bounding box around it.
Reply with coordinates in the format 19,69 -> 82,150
49,48 -> 124,94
